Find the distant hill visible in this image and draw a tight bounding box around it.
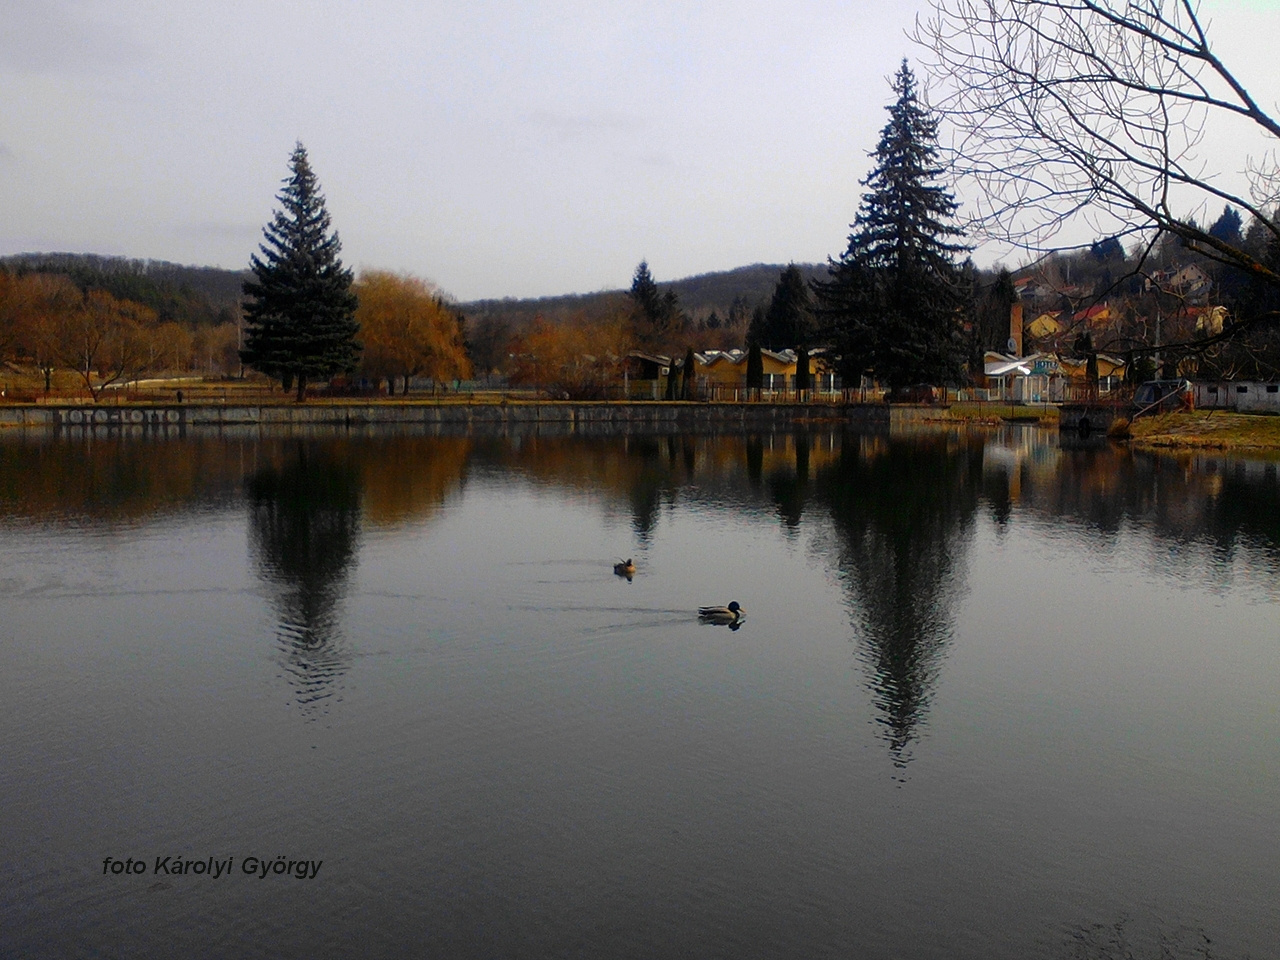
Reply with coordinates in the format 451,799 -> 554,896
2,252 -> 832,332
0,253 -> 248,326
668,262 -> 827,315
462,262 -> 828,324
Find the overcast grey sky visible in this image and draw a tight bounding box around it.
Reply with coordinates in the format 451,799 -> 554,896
1,0 -> 1275,300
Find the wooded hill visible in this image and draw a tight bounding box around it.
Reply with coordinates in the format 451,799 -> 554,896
1,253 -> 829,332
0,253 -> 249,327
462,262 -> 827,327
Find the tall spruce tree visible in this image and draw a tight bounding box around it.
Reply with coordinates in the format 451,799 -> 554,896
628,260 -> 683,348
759,264 -> 815,351
242,143 -> 360,400
814,61 -> 968,390
745,340 -> 764,398
628,260 -> 660,320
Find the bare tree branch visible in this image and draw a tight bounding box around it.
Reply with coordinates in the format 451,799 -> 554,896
914,0 -> 1280,310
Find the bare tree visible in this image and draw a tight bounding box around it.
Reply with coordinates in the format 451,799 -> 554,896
916,0 -> 1280,344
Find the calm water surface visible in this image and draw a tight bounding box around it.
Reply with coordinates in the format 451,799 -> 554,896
1,424 -> 1277,959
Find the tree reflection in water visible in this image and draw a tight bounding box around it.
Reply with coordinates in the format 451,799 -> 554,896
815,431 -> 982,774
246,442 -> 361,720
623,436 -> 667,539
767,427 -> 811,530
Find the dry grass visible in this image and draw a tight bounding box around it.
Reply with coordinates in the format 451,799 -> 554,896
1128,410 -> 1280,450
947,402 -> 1059,424
0,367 -> 509,405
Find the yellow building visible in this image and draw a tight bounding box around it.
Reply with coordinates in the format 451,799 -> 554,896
695,349 -> 840,399
1027,312 -> 1063,340
627,348 -> 840,400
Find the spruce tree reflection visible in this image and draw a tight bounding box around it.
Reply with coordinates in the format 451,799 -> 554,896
624,436 -> 666,537
816,432 -> 981,773
768,428 -> 812,529
246,442 -> 361,718
744,435 -> 764,489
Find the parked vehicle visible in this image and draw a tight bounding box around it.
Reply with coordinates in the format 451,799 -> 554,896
1132,379 -> 1193,414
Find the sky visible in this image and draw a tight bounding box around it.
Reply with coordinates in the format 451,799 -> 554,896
2,0 -> 1277,301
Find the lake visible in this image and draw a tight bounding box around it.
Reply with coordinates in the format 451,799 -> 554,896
1,422 -> 1277,959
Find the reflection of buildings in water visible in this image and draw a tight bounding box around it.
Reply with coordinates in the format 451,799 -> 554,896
995,437 -> 1280,591
816,433 -> 981,773
981,427 -> 1064,526
246,445 -> 362,720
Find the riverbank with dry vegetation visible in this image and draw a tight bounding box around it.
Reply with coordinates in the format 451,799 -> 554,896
1126,412 -> 1280,451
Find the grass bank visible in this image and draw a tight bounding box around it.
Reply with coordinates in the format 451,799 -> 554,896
947,402 -> 1059,424
1127,411 -> 1280,451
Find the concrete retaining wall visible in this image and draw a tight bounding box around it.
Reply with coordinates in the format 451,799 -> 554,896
0,400 -> 951,432
0,399 -> 962,432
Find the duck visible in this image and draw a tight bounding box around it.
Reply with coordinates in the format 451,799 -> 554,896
614,558 -> 636,579
698,601 -> 744,626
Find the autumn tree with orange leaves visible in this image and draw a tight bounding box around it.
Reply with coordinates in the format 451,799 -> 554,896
507,311 -> 633,399
1,275 -> 154,399
52,290 -> 155,401
1,273 -> 79,391
355,271 -> 471,394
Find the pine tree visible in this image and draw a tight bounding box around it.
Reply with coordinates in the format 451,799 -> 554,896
628,261 -> 660,319
814,61 -> 969,390
242,143 -> 360,400
627,260 -> 683,347
745,340 -> 764,398
976,268 -> 1017,353
681,346 -> 696,400
760,264 -> 815,351
1208,206 -> 1244,248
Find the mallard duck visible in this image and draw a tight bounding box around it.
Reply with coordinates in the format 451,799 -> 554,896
614,558 -> 636,578
698,601 -> 743,625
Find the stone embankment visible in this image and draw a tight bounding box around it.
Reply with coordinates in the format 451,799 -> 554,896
0,401 -> 953,432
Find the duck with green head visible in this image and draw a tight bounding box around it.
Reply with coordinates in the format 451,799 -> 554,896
698,601 -> 743,626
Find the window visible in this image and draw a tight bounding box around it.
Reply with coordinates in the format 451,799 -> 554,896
1267,385 -> 1278,394
1237,385 -> 1249,393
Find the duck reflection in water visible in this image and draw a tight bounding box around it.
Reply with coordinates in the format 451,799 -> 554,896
246,442 -> 362,719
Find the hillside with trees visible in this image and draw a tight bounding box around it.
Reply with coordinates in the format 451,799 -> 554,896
0,252 -> 248,327
996,207 -> 1280,381
0,257 -> 246,393
462,261 -> 826,378
462,262 -> 824,326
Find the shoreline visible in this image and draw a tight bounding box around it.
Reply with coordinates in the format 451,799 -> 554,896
0,399 -> 923,431
2,401 -> 1277,450
1124,411 -> 1280,452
